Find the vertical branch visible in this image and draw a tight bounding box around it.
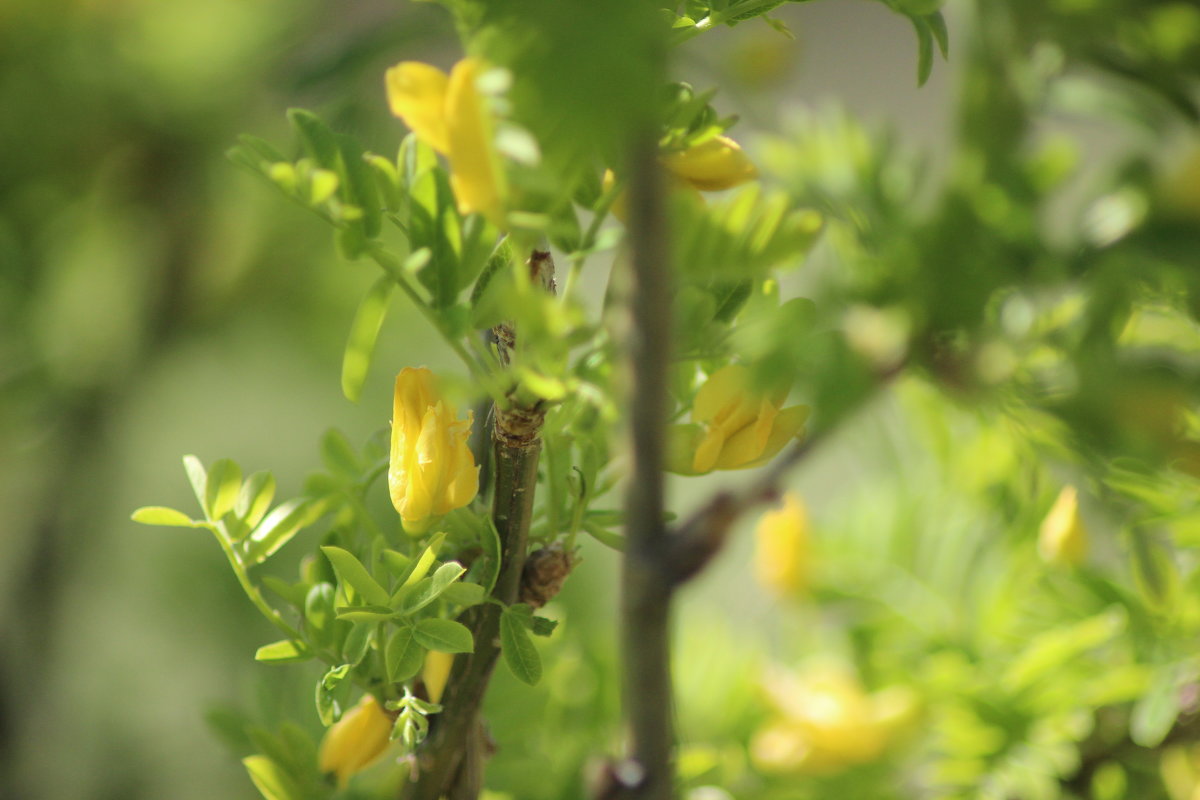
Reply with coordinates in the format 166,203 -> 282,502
619,128 -> 676,799
402,252 -> 552,800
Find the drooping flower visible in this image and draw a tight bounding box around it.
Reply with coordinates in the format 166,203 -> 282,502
751,665 -> 917,776
603,134 -> 757,221
755,493 -> 809,596
1038,485 -> 1087,565
660,135 -> 758,191
389,367 -> 479,534
386,58 -> 507,226
422,650 -> 454,705
666,364 -> 809,475
318,695 -> 394,787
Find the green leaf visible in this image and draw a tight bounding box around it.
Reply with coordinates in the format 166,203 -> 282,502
366,153 -> 403,212
342,621 -> 374,666
242,755 -> 302,800
390,533 -> 447,605
341,276 -> 394,403
500,610 -> 542,685
315,664 -> 351,726
205,458 -> 242,521
385,627 -> 426,683
254,640 -> 311,664
1130,530 -> 1180,612
183,454 -> 208,512
441,581 -> 486,608
402,562 -> 467,615
927,10 -> 949,58
1131,666 -> 1183,747
130,506 -> 198,528
261,576 -> 307,608
335,605 -> 396,623
530,616 -> 559,637
244,499 -> 326,565
912,14 -> 934,87
412,618 -> 474,654
287,109 -> 338,170
1002,609 -> 1125,693
304,582 -> 337,647
381,549 -> 413,577
582,521 -> 626,552
336,133 -> 382,238
477,517 -> 502,594
235,471 -> 276,530
320,428 -> 361,479
321,545 -> 391,607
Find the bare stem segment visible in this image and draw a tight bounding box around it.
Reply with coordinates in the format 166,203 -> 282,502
618,128 -> 676,800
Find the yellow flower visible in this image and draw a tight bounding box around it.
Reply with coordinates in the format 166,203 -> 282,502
602,134 -> 756,222
422,650 -> 454,705
318,695 -> 394,787
389,367 -> 479,534
1039,485 -> 1087,565
666,364 -> 809,475
386,58 -> 507,226
755,493 -> 809,595
751,665 -> 917,776
661,135 -> 758,191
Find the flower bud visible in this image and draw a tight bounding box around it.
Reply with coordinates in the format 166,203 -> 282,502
1039,485 -> 1087,565
666,364 -> 809,475
318,695 -> 393,786
661,135 -> 758,191
755,493 -> 809,595
389,367 -> 479,534
422,650 -> 455,705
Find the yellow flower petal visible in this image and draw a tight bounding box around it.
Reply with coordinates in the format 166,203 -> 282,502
318,695 -> 393,787
692,364 -> 750,423
385,62 -> 451,155
422,650 -> 455,704
755,493 -> 809,595
1039,485 -> 1087,565
389,368 -> 479,534
721,404 -> 809,470
661,135 -> 757,192
445,58 -> 507,226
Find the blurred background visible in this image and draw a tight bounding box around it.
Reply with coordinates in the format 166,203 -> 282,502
4,0 -> 1181,798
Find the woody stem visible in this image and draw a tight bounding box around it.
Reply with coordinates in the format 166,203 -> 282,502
401,256 -> 551,800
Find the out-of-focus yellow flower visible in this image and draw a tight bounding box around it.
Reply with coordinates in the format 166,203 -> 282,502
389,367 -> 479,534
602,135 -> 756,222
661,135 -> 758,191
755,493 -> 809,595
666,364 -> 809,475
318,695 -> 394,787
422,650 -> 454,704
1038,485 -> 1087,565
1161,743 -> 1200,800
386,58 -> 507,226
751,665 -> 917,776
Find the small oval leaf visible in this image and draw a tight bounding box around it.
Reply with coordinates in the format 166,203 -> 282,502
131,506 -> 197,528
386,627 -> 426,683
500,611 -> 542,686
341,277 -> 395,404
254,639 -> 311,664
321,545 -> 391,607
413,618 -> 475,654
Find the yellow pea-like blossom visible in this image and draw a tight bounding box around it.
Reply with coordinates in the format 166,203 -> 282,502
422,650 -> 455,705
755,493 -> 809,596
318,695 -> 394,787
385,58 -> 507,226
751,665 -> 917,776
389,367 -> 479,535
666,364 -> 809,475
1038,485 -> 1087,566
661,135 -> 758,191
602,135 -> 757,222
